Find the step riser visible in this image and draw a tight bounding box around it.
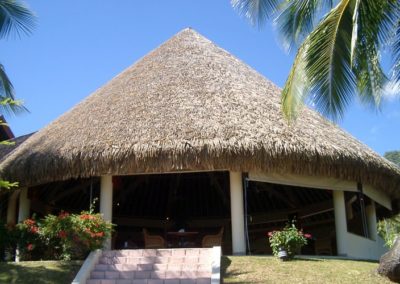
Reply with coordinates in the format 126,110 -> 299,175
87,249 -> 213,284
95,264 -> 211,272
91,271 -> 211,279
87,279 -> 211,284
99,257 -> 211,265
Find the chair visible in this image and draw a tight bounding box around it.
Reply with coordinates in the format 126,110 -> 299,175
202,227 -> 224,248
143,228 -> 166,249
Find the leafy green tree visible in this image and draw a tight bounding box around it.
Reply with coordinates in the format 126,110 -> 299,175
384,150 -> 400,166
232,0 -> 400,120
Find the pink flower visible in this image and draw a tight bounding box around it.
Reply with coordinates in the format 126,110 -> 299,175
304,233 -> 312,239
267,231 -> 274,237
27,243 -> 33,251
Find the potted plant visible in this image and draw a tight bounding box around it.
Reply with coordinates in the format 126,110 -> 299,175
268,222 -> 311,260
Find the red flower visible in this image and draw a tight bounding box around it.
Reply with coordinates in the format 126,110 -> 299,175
27,243 -> 33,251
58,211 -> 70,219
31,226 -> 38,234
304,233 -> 312,239
80,214 -> 95,220
95,232 -> 104,237
24,219 -> 35,226
58,230 -> 67,239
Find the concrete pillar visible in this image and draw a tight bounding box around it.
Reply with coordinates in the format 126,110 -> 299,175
333,190 -> 347,256
229,171 -> 246,255
17,188 -> 30,222
366,201 -> 377,241
100,175 -> 113,249
6,191 -> 19,225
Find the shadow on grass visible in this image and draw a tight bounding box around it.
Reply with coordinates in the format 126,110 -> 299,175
221,256 -> 262,283
0,261 -> 82,284
296,255 -> 379,264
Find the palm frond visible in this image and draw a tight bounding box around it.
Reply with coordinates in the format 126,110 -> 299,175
274,0 -> 333,52
303,0 -> 356,120
0,64 -> 26,115
0,0 -> 35,39
354,41 -> 386,107
231,0 -> 279,26
389,1 -> 400,84
350,0 -> 395,107
281,45 -> 309,120
393,19 -> 400,83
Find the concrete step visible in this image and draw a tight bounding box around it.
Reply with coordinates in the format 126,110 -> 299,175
90,270 -> 211,279
98,257 -> 212,265
86,279 -> 211,284
85,248 -> 215,284
94,264 -> 211,272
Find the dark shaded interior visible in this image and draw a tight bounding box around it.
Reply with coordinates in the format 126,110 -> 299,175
246,181 -> 336,255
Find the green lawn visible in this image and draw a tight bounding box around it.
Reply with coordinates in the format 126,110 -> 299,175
222,256 -> 391,283
0,260 -> 82,284
0,257 -> 391,284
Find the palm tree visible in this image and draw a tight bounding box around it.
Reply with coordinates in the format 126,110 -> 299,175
0,0 -> 35,115
232,0 -> 400,120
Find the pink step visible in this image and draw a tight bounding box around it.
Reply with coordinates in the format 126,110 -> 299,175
87,248 -> 213,284
87,279 -> 211,284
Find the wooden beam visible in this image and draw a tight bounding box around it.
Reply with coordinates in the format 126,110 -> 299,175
250,200 -> 333,225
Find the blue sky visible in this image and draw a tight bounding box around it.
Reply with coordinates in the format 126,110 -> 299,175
2,1 -> 399,155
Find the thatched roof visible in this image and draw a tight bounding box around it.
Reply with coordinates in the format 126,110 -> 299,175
0,133 -> 33,163
1,28 -> 399,196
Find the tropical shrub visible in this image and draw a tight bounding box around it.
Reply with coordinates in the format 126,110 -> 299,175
8,210 -> 114,261
40,210 -> 113,260
377,214 -> 400,248
14,216 -> 47,260
268,222 -> 311,259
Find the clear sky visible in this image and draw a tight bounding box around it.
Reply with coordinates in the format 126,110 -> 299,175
2,1 -> 399,155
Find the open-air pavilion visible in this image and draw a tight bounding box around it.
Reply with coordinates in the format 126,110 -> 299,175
1,29 -> 399,260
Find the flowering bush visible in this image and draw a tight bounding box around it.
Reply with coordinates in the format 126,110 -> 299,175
40,210 -> 114,260
14,217 -> 46,260
268,222 -> 311,260
6,210 -> 114,261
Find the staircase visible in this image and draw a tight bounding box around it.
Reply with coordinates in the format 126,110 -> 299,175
80,248 -> 219,284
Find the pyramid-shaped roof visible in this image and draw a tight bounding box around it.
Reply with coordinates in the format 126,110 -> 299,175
1,29 -> 399,195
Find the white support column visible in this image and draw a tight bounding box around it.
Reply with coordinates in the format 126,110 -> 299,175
366,201 -> 377,241
100,175 -> 113,249
229,171 -> 246,255
333,190 -> 348,256
17,188 -> 30,222
7,191 -> 19,225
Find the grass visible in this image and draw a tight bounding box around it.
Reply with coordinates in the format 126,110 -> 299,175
0,260 -> 82,284
222,256 -> 391,284
0,256 -> 391,284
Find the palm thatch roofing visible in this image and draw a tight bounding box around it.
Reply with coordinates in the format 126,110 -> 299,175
0,133 -> 33,163
1,28 -> 399,196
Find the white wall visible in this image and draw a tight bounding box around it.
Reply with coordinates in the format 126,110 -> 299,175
345,233 -> 387,260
